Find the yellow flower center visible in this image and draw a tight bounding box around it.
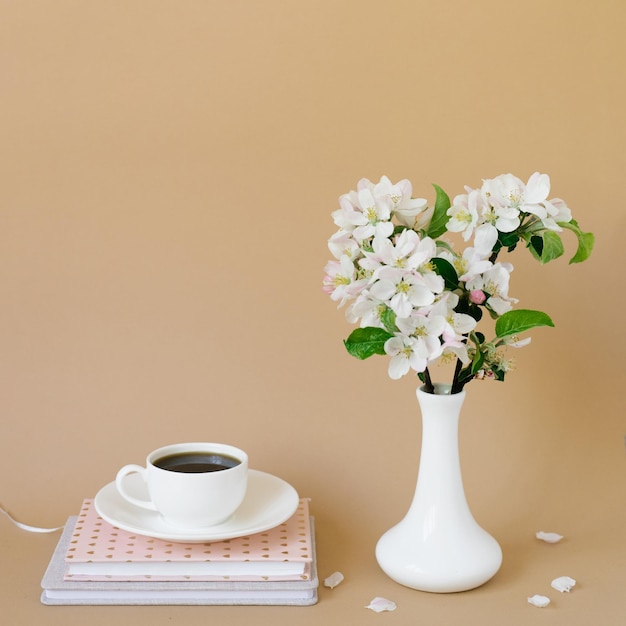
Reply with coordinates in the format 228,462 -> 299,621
453,258 -> 468,275
508,189 -> 522,206
440,352 -> 456,364
456,209 -> 472,224
366,207 -> 378,223
484,279 -> 500,297
396,280 -> 411,294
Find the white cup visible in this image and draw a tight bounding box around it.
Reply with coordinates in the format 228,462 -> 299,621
116,442 -> 248,529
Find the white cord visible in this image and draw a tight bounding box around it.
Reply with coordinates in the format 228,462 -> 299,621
0,502 -> 64,533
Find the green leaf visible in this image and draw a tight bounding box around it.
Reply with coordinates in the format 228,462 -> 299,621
343,327 -> 393,360
558,219 -> 594,264
435,239 -> 455,255
498,231 -> 520,251
380,307 -> 399,334
431,257 -> 459,290
471,347 -> 485,375
426,184 -> 451,239
539,230 -> 565,264
492,367 -> 506,382
495,309 -> 554,338
527,234 -> 543,262
468,332 -> 486,374
570,230 -> 594,264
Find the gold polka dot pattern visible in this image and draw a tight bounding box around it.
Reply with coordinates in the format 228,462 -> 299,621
64,498 -> 312,581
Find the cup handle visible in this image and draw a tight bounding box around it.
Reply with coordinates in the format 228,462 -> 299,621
115,464 -> 158,511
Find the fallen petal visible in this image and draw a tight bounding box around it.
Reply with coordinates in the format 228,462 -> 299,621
528,595 -> 551,608
365,597 -> 397,613
323,571 -> 345,589
536,531 -> 564,543
551,576 -> 576,592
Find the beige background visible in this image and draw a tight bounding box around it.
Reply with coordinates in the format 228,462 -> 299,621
1,1 -> 624,624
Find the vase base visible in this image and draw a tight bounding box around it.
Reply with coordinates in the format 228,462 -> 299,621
375,524 -> 502,593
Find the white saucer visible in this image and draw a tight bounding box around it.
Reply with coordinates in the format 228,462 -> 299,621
94,469 -> 299,542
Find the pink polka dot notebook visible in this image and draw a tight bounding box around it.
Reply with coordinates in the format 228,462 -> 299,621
64,498 -> 313,582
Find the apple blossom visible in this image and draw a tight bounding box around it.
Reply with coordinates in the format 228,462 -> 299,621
541,197 -> 572,231
446,189 -> 485,241
466,263 -> 518,315
322,256 -> 366,306
360,229 -> 436,275
439,246 -> 492,282
396,313 -> 447,362
324,173 -> 593,391
369,268 -> 439,318
482,172 -> 549,220
346,291 -> 387,328
327,230 -> 360,260
385,334 -> 430,379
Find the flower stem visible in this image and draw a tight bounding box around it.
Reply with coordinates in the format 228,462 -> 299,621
422,367 -> 435,394
450,358 -> 464,394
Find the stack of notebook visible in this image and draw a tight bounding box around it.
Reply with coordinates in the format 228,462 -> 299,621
41,498 -> 317,605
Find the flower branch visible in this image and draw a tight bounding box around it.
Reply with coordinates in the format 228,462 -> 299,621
323,173 -> 594,393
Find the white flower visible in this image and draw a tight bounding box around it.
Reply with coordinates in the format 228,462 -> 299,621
387,185 -> 430,228
362,175 -> 432,229
429,295 -> 476,350
480,201 -> 520,233
467,263 -> 518,315
322,256 -> 365,306
503,335 -> 532,348
483,172 -> 548,219
447,189 -> 485,241
473,223 -> 499,257
332,186 -> 394,243
384,334 -> 429,379
327,230 -> 361,261
440,245 -> 492,282
331,193 -> 362,231
414,205 -> 436,231
396,313 -> 446,361
541,197 -> 572,231
346,290 -> 386,327
446,312 -> 478,336
361,229 -> 434,275
370,267 -> 438,318
352,188 -> 394,242
441,342 -> 471,365
479,172 -> 576,234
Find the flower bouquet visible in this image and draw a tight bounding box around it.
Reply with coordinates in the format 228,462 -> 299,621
323,173 -> 594,394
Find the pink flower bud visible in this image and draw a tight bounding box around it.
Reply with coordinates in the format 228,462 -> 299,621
469,289 -> 487,304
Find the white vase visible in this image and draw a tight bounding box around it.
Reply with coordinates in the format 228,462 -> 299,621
375,383 -> 502,592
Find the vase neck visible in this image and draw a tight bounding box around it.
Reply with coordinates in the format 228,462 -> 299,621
416,384 -> 466,415
412,383 -> 467,503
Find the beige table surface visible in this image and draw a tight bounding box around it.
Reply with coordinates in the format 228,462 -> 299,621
2,461 -> 624,626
